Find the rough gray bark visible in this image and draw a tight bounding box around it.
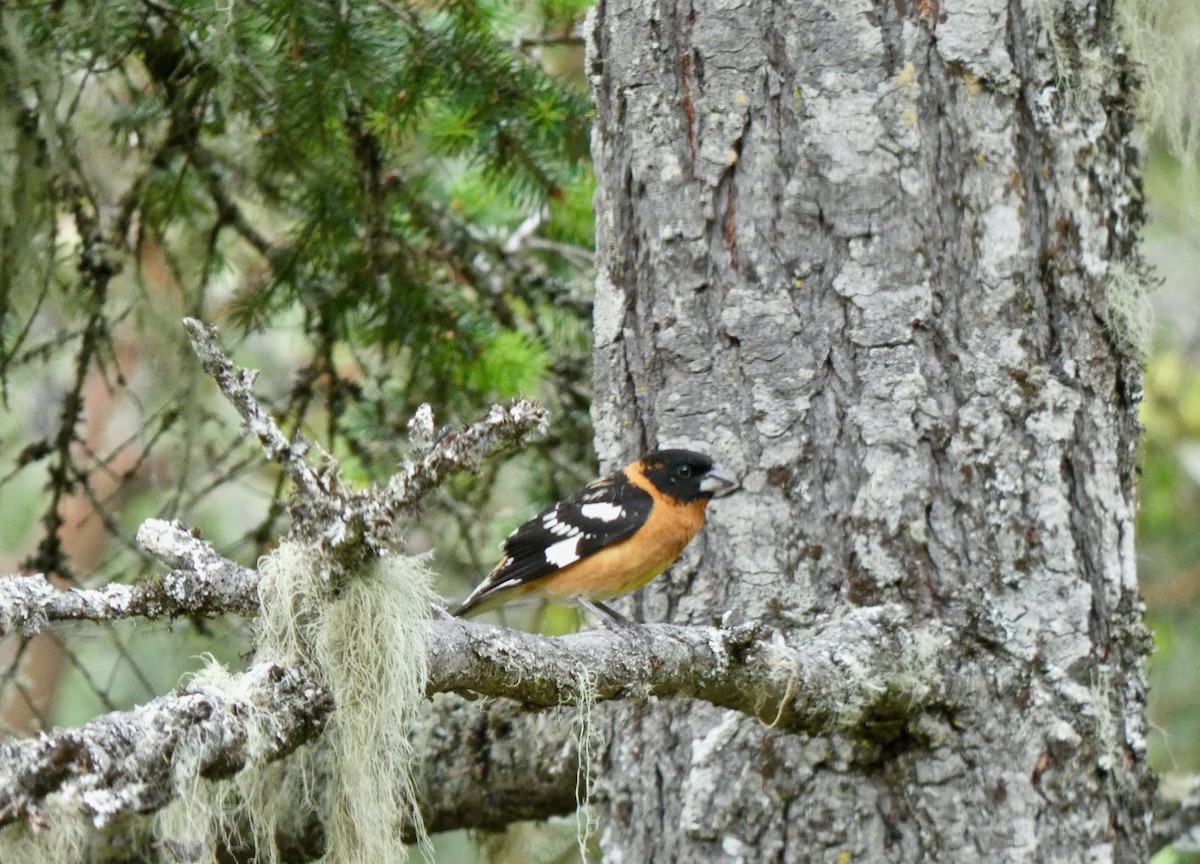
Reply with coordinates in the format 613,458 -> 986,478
588,0 -> 1151,861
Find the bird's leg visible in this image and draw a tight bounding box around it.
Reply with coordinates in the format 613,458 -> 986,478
577,598 -> 636,628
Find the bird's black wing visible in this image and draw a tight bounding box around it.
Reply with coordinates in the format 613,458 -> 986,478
454,470 -> 654,614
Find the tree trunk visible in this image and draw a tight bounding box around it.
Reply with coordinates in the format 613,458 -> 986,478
587,0 -> 1153,860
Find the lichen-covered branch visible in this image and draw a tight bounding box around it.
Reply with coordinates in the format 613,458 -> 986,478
0,662 -> 331,829
382,400 -> 550,512
0,520 -> 257,636
429,606 -> 948,734
0,600 -> 952,832
135,518 -> 261,616
0,685 -> 575,853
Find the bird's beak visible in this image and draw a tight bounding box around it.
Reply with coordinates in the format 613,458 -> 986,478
699,462 -> 739,497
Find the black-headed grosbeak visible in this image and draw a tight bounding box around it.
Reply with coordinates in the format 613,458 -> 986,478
453,449 -> 738,622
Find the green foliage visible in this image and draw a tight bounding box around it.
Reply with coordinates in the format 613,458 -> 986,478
3,0 -> 592,432
1127,4 -> 1200,810
1152,842 -> 1200,864
0,0 -> 597,760
1139,354 -> 1200,773
461,328 -> 550,397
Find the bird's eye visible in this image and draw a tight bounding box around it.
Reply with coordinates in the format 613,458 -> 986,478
678,464 -> 692,478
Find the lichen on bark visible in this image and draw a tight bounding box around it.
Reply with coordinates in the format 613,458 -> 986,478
587,0 -> 1152,860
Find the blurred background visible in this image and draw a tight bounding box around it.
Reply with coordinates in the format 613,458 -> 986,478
0,1 -> 1197,862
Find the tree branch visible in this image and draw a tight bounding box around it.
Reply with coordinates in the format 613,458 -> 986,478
429,607 -> 946,734
3,525 -> 947,739
381,399 -> 550,512
0,662 -> 331,829
0,677 -> 576,844
0,599 -> 950,830
0,520 -> 257,637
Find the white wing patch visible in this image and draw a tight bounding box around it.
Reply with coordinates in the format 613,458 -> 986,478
544,535 -> 583,568
580,502 -> 624,522
542,512 -> 577,536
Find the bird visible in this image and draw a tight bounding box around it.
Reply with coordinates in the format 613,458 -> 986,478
452,449 -> 738,623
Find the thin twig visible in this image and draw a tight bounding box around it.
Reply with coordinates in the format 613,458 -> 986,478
182,318 -> 330,506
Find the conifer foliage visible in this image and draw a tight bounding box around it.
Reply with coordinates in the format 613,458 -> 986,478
0,0 -> 593,730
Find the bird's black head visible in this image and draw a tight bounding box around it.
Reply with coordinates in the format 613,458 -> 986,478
640,449 -> 739,503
